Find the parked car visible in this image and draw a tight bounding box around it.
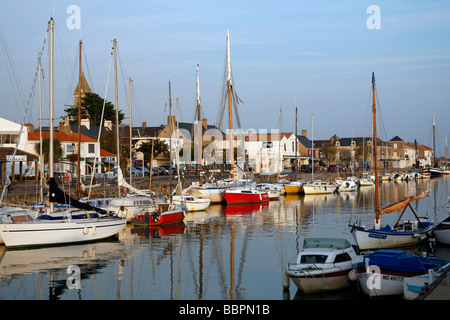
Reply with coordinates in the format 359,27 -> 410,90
327,164 -> 344,172
301,164 -> 312,173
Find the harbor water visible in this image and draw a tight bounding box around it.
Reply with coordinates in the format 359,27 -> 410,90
0,177 -> 448,300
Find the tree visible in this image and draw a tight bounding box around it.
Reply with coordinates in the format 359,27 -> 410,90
320,142 -> 338,165
34,137 -> 63,163
137,139 -> 169,164
63,92 -> 125,126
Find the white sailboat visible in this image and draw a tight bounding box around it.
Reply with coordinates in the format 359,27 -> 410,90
349,73 -> 434,250
0,19 -> 126,248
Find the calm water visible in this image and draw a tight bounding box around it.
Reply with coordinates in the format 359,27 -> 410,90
0,177 -> 448,300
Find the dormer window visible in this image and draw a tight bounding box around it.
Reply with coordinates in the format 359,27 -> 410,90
335,141 -> 340,146
351,141 -> 356,147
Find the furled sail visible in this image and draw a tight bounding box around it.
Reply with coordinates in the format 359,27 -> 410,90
49,178 -> 107,214
379,192 -> 426,215
117,167 -> 150,197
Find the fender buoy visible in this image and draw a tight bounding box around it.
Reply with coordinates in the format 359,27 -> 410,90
92,226 -> 96,235
82,226 -> 88,235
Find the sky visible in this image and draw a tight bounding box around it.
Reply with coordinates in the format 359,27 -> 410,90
1,0 -> 449,156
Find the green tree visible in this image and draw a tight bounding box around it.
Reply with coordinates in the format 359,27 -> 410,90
137,139 -> 169,163
63,92 -> 125,125
34,137 -> 63,163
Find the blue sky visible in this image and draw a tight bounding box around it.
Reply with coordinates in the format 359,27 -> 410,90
1,1 -> 450,156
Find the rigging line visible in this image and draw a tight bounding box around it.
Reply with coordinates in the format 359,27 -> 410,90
54,23 -> 77,103
82,46 -> 95,93
87,47 -> 114,198
0,24 -> 49,205
0,24 -> 27,116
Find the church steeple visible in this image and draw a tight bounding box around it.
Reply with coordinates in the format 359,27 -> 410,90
73,73 -> 91,106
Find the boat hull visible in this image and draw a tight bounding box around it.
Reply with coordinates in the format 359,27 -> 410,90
433,217 -> 450,245
351,222 -> 434,250
286,267 -> 353,293
0,217 -> 127,247
303,185 -> 337,195
223,191 -> 269,204
283,185 -> 302,194
191,188 -> 224,203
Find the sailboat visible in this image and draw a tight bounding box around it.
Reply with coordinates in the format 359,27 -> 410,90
349,73 -> 434,250
0,19 -> 126,247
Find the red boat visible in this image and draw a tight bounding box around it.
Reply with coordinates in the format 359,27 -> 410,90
223,189 -> 269,205
136,203 -> 186,226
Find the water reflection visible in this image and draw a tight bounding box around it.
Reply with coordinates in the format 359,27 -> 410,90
0,177 -> 448,300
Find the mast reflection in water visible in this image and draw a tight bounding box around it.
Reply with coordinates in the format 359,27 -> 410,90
0,177 -> 448,300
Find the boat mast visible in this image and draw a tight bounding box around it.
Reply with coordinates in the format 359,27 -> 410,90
433,114 -> 436,167
113,39 -> 120,197
311,113 -> 314,181
49,18 -> 54,213
372,72 -> 380,228
77,40 -> 82,198
226,30 -> 234,179
129,78 -> 133,187
295,106 -> 298,178
197,64 -> 203,186
169,81 -> 173,201
38,56 -> 43,203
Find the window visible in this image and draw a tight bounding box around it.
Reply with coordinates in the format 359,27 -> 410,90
88,143 -> 95,153
333,253 -> 352,263
300,254 -> 328,264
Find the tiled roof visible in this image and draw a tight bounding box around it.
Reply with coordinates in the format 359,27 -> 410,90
28,131 -> 97,143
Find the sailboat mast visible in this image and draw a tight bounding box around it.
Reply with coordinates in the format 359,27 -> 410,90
372,72 -> 380,226
113,39 -> 120,197
129,78 -> 133,187
38,56 -> 43,203
227,30 -> 234,179
49,18 -> 54,212
311,113 -> 314,181
433,114 -> 436,166
77,40 -> 82,198
197,64 -> 203,185
295,107 -> 298,177
169,81 -> 173,201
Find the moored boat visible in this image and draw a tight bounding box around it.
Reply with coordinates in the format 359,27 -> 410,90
349,73 -> 435,250
356,249 -> 448,297
135,202 -> 186,226
433,215 -> 450,246
172,194 -> 210,212
223,188 -> 269,204
302,180 -> 337,195
284,238 -> 362,293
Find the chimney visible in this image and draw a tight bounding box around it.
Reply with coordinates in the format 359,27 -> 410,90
104,120 -> 112,130
302,129 -> 307,138
81,118 -> 90,130
202,118 -> 207,130
25,123 -> 34,134
58,117 -> 71,134
142,121 -> 146,129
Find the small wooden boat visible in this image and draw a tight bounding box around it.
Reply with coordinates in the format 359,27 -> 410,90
135,203 -> 186,226
356,250 -> 448,297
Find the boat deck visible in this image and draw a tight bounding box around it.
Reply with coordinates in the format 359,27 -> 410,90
417,264 -> 450,300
